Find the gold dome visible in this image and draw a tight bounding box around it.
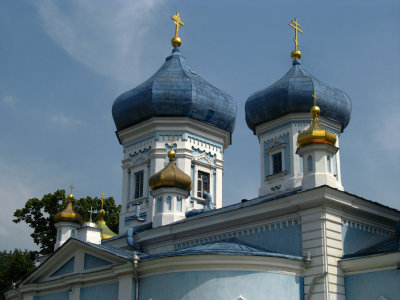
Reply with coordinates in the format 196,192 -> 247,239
96,218 -> 117,240
149,149 -> 192,191
54,193 -> 82,224
297,105 -> 337,147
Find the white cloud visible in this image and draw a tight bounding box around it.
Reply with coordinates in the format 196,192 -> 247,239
35,0 -> 163,84
51,113 -> 83,126
2,95 -> 16,107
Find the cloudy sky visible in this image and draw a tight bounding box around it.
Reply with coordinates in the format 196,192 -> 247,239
0,0 -> 399,251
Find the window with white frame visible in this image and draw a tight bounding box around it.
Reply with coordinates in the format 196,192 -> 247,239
197,171 -> 210,198
272,152 -> 282,174
134,171 -> 144,199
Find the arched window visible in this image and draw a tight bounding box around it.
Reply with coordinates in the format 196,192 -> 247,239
57,229 -> 61,241
166,196 -> 172,211
177,197 -> 183,212
327,155 -> 331,172
157,197 -> 163,213
71,230 -> 76,238
307,155 -> 313,172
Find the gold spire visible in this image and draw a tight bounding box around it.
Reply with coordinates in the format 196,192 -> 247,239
289,18 -> 303,60
297,93 -> 337,147
171,12 -> 184,47
54,186 -> 82,223
95,189 -> 117,240
149,136 -> 192,191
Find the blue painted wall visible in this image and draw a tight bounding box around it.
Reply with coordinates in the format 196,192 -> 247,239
33,291 -> 68,300
345,269 -> 400,300
342,224 -> 390,255
84,253 -> 111,270
80,282 -> 119,300
139,270 -> 302,300
236,220 -> 302,256
50,257 -> 74,277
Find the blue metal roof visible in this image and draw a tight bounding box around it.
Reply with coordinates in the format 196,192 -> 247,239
112,47 -> 237,133
140,241 -> 304,261
341,237 -> 399,260
245,59 -> 352,133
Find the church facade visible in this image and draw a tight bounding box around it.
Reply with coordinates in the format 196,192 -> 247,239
5,15 -> 400,300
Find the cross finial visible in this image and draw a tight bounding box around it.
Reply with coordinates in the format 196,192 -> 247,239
312,92 -> 317,106
289,18 -> 303,60
168,135 -> 175,148
69,184 -> 74,194
99,189 -> 106,210
171,12 -> 184,47
88,206 -> 94,222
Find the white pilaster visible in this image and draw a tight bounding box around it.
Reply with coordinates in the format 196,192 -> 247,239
118,275 -> 132,300
69,286 -> 80,300
301,207 -> 345,300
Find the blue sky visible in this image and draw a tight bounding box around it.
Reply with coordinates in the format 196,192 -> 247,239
0,0 -> 399,251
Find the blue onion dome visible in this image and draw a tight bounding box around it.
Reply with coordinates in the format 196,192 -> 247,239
112,47 -> 237,133
245,59 -> 352,133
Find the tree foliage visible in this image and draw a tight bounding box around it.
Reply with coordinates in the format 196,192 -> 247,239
0,249 -> 37,299
13,190 -> 120,255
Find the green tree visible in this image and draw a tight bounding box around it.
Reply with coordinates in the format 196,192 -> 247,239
0,249 -> 37,299
13,190 -> 120,255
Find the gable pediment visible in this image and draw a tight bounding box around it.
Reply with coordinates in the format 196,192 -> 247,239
23,238 -> 131,285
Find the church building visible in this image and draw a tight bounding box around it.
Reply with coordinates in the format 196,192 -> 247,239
5,14 -> 400,300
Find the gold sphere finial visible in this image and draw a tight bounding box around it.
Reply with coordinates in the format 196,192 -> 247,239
311,105 -> 320,116
168,149 -> 176,161
67,193 -> 74,201
289,18 -> 303,60
98,208 -> 105,219
291,50 -> 302,60
171,12 -> 184,47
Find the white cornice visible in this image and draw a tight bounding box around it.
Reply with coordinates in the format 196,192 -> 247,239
117,117 -> 231,149
139,254 -> 304,278
339,252 -> 400,275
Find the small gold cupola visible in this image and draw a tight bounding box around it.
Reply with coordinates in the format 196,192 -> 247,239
54,185 -> 82,224
149,138 -> 192,191
297,93 -> 337,147
95,190 -> 117,240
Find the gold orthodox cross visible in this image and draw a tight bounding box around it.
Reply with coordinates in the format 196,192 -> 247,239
69,184 -> 74,194
100,189 -> 106,209
169,135 -> 175,148
312,93 -> 317,106
289,18 -> 303,51
171,12 -> 184,39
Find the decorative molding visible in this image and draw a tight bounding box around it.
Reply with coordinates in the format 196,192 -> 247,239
123,135 -> 154,153
342,218 -> 395,237
188,134 -> 222,153
175,218 -> 301,250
